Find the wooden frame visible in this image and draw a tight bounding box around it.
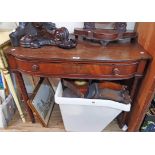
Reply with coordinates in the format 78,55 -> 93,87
28,78 -> 55,127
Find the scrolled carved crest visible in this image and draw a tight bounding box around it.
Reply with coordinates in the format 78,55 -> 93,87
114,22 -> 127,32
9,22 -> 77,49
84,22 -> 95,29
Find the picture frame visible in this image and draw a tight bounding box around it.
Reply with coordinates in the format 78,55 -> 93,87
28,78 -> 55,127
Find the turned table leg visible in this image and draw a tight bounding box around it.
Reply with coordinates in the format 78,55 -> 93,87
15,72 -> 35,123
117,76 -> 141,129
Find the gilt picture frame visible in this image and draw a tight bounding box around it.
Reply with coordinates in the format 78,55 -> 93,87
28,78 -> 55,127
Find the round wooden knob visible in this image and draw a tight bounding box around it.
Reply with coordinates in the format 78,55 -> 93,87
32,64 -> 39,71
113,68 -> 120,75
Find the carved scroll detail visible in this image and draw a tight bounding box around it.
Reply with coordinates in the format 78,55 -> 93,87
9,22 -> 77,49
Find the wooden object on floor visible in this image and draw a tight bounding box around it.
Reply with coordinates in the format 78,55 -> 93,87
127,22 -> 155,131
5,41 -> 151,130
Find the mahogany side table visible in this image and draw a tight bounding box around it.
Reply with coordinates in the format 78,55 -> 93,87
4,41 -> 151,131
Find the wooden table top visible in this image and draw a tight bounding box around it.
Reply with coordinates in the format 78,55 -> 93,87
6,41 -> 151,62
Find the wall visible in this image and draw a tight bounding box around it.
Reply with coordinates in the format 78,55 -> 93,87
0,22 -> 135,33
0,22 -> 17,30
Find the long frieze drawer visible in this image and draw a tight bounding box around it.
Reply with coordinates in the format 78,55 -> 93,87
16,60 -> 78,75
75,63 -> 138,76
16,59 -> 138,77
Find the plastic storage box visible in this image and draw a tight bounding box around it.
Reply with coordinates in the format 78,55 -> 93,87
55,82 -> 131,132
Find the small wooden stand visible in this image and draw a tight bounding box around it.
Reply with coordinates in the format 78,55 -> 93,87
74,22 -> 137,46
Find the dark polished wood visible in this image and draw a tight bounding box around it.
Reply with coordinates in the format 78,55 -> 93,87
74,22 -> 137,46
75,29 -> 136,40
9,22 -> 77,49
6,41 -> 150,61
5,41 -> 151,128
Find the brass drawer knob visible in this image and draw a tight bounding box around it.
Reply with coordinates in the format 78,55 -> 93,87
32,64 -> 39,71
113,68 -> 120,75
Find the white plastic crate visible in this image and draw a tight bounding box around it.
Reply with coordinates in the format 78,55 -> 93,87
55,82 -> 131,132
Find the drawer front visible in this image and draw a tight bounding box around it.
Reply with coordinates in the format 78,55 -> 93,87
76,63 -> 138,77
16,59 -> 138,78
16,60 -> 78,75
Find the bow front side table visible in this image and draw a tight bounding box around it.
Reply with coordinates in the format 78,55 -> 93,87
5,41 -> 151,131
